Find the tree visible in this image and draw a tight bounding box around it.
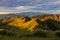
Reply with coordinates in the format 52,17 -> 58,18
44,19 -> 60,30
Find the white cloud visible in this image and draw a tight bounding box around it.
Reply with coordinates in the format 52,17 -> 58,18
15,6 -> 36,10
0,6 -> 60,14
53,1 -> 60,4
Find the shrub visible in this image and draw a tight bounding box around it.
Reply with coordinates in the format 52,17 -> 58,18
44,19 -> 60,30
55,32 -> 60,38
33,29 -> 48,37
0,30 -> 15,36
18,30 -> 33,37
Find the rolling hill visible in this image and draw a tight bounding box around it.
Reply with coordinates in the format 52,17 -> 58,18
0,14 -> 60,31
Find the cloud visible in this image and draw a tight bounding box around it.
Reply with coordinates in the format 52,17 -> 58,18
0,5 -> 60,14
0,12 -> 10,14
15,6 -> 36,10
53,1 -> 60,4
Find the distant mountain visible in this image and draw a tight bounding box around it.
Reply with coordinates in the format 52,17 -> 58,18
0,14 -> 21,18
17,12 -> 43,16
0,12 -> 43,18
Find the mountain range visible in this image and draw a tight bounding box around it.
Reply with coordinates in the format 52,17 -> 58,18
0,12 -> 44,18
0,14 -> 60,31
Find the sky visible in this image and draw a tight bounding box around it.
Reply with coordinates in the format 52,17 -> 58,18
0,0 -> 60,14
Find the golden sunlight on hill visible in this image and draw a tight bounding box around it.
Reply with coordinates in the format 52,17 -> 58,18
7,17 -> 38,31
1,14 -> 60,31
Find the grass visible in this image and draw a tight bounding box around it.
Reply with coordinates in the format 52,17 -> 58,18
0,28 -> 60,40
0,35 -> 60,40
0,30 -> 60,40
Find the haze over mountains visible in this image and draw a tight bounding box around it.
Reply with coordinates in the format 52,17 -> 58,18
0,12 -> 42,18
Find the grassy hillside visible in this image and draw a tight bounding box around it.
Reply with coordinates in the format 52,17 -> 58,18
0,14 -> 60,40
